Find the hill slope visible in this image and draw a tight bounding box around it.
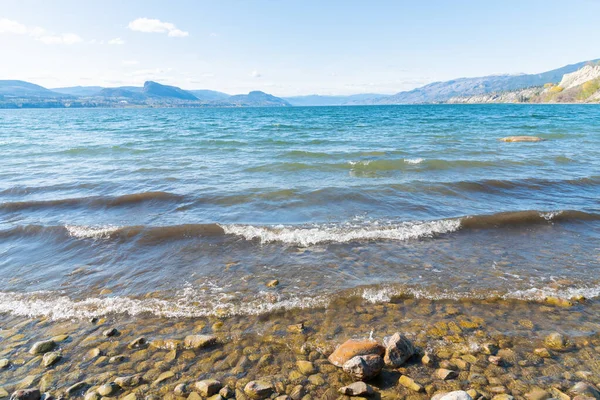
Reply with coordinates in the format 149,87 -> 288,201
142,81 -> 198,100
227,91 -> 291,107
375,59 -> 599,104
0,80 -> 68,98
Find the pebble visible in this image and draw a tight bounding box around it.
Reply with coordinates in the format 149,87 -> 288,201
0,359 -> 10,369
65,382 -> 88,396
174,383 -> 187,396
114,374 -> 144,388
97,383 -> 118,397
399,375 -> 423,392
436,391 -> 473,400
244,380 -> 274,400
102,328 -> 118,337
183,334 -> 217,349
569,382 -> 600,399
488,355 -> 502,366
41,352 -> 61,368
296,360 -> 316,375
383,332 -> 415,367
342,354 -> 384,380
152,371 -> 174,386
29,340 -> 56,355
338,382 -> 374,396
219,386 -> 234,399
436,368 -> 458,380
266,279 -> 279,287
128,337 -> 147,349
9,389 -> 41,400
544,332 -> 568,350
195,380 -> 222,397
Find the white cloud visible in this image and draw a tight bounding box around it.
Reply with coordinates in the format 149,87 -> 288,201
250,70 -> 262,78
0,18 -> 82,45
209,32 -> 218,37
108,37 -> 125,45
128,18 -> 189,37
122,60 -> 139,66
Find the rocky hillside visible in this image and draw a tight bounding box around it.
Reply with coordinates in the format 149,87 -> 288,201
447,63 -> 600,104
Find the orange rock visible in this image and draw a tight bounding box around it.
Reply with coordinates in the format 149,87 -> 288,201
327,339 -> 385,367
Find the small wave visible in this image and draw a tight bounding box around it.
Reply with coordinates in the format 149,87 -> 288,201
220,219 -> 461,246
65,225 -> 121,239
404,158 -> 425,164
0,191 -> 184,211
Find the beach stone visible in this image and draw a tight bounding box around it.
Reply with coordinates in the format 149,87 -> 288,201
569,382 -> 600,399
41,352 -> 61,367
296,360 -> 316,375
342,354 -> 384,380
51,334 -> 69,343
488,355 -> 502,366
327,339 -> 385,367
195,380 -> 222,397
102,328 -> 119,337
184,334 -> 217,349
243,380 -> 274,399
525,387 -> 551,400
500,136 -> 543,142
491,395 -> 514,400
9,390 -> 41,400
219,386 -> 234,399
549,388 -> 570,400
65,382 -> 88,396
290,385 -> 304,400
338,382 -> 374,396
29,340 -> 56,355
97,383 -> 118,397
152,371 -> 175,386
383,332 -> 415,367
481,343 -> 499,355
287,323 -> 305,334
114,374 -> 144,388
399,375 -> 423,392
0,388 -> 8,399
174,384 -> 187,396
544,332 -> 568,350
437,391 -> 473,400
266,279 -> 279,287
0,359 -> 10,369
121,394 -> 137,400
308,374 -> 325,386
422,353 -> 434,366
149,338 -> 181,350
534,348 -> 551,358
435,368 -> 458,380
188,394 -> 202,400
83,393 -> 99,400
128,337 -> 147,349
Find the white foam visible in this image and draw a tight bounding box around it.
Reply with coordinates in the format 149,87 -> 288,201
540,211 -> 563,221
65,225 -> 120,239
220,219 -> 461,247
404,158 -> 425,164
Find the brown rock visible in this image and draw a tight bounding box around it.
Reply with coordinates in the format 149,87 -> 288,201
399,375 -> 423,392
525,388 -> 551,400
327,339 -> 385,367
338,382 -> 374,396
342,354 -> 384,380
195,380 -> 222,397
183,334 -> 217,349
9,390 -> 41,400
436,368 -> 458,380
243,381 -> 274,400
383,332 -> 415,367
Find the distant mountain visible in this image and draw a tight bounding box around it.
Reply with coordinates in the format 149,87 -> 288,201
374,59 -> 600,104
188,90 -> 231,101
0,80 -> 68,98
96,88 -> 147,100
227,91 -> 291,107
142,81 -> 198,100
284,93 -> 389,106
51,86 -> 104,96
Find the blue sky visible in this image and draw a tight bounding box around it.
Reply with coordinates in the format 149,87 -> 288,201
1,0 -> 599,96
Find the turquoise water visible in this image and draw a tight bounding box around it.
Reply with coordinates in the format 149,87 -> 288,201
0,105 -> 599,318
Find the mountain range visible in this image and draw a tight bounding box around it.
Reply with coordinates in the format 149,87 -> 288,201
1,57 -> 599,108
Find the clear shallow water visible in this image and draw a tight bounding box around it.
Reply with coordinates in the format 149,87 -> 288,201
0,105 -> 599,319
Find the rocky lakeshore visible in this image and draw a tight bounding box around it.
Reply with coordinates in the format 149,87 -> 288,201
1,296 -> 600,400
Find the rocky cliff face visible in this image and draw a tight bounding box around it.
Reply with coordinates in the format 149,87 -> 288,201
447,63 -> 600,104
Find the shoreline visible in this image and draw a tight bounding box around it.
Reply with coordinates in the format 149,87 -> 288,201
2,296 -> 600,399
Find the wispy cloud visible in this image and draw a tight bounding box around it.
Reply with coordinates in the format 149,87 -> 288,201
0,18 -> 83,45
250,70 -> 262,78
108,37 -> 125,45
127,18 -> 189,37
122,60 -> 139,66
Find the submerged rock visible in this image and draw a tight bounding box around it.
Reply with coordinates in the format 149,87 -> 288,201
29,340 -> 56,355
383,332 -> 415,366
544,332 -> 569,350
435,391 -> 473,400
399,375 -> 423,392
102,328 -> 119,337
569,382 -> 600,399
41,352 -> 61,368
338,382 -> 374,396
9,390 -> 41,400
342,354 -> 384,380
97,383 -> 118,397
327,339 -> 385,367
500,136 -> 544,142
436,368 -> 458,380
244,380 -> 274,399
0,359 -> 10,369
195,380 -> 222,397
184,334 -> 217,349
